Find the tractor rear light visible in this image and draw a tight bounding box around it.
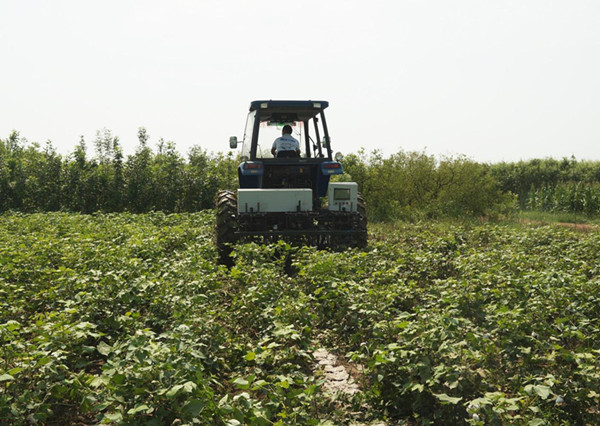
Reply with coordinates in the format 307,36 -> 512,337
321,161 -> 344,175
240,161 -> 264,176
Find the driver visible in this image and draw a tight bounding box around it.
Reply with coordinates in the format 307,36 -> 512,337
271,125 -> 300,158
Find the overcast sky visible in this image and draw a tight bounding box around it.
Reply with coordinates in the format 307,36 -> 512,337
1,0 -> 599,163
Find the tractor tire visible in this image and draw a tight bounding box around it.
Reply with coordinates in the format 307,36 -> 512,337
216,190 -> 237,266
356,193 -> 368,248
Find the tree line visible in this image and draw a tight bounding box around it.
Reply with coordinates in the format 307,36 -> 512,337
489,158 -> 600,215
343,153 -> 600,220
339,150 -> 516,221
489,157 -> 600,200
0,129 -> 237,213
2,130 -> 600,219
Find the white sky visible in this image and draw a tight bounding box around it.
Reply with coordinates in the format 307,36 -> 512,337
1,0 -> 599,163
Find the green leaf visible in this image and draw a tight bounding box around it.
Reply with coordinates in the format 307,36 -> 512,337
433,393 -> 462,404
251,379 -> 268,390
103,412 -> 123,423
0,374 -> 14,382
166,384 -> 184,398
111,373 -> 126,385
244,351 -> 256,361
5,320 -> 21,332
97,341 -> 111,356
183,381 -> 197,393
183,399 -> 206,417
533,385 -> 551,400
395,321 -> 410,329
374,353 -> 386,364
447,380 -> 459,389
36,357 -> 52,367
127,404 -> 150,415
411,383 -> 424,392
232,377 -> 249,390
90,376 -> 106,388
528,419 -> 545,426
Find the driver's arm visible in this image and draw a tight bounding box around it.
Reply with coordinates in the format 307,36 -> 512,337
271,139 -> 278,156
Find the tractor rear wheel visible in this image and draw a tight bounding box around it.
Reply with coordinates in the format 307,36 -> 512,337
356,193 -> 368,248
216,190 -> 237,266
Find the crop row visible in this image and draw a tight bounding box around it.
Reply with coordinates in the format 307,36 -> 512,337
1,213 -> 600,424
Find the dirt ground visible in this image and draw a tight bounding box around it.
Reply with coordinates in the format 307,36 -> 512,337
518,218 -> 597,232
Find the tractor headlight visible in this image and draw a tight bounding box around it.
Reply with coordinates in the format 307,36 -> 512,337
335,152 -> 343,161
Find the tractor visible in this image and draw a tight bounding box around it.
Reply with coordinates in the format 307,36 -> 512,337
216,100 -> 367,264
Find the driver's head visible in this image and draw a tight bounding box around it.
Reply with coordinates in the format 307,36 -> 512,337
282,125 -> 293,135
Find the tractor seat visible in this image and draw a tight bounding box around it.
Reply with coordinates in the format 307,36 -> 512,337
277,150 -> 299,159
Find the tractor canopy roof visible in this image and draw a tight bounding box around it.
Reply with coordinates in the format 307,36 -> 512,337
249,100 -> 329,122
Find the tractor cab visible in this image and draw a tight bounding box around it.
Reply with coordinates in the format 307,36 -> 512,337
230,100 -> 344,204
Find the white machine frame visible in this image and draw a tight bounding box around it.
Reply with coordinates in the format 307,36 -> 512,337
237,189 -> 313,213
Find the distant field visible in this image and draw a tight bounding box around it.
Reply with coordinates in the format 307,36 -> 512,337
1,212 -> 599,424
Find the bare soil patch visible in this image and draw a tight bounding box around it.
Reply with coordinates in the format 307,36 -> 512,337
518,218 -> 597,232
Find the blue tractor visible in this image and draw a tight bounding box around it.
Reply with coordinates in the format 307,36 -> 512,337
216,100 -> 367,264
